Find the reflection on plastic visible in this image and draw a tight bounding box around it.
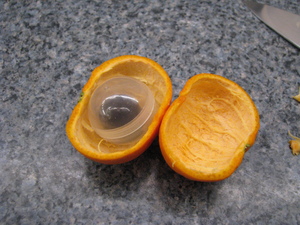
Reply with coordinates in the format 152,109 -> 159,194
88,76 -> 156,144
100,94 -> 141,129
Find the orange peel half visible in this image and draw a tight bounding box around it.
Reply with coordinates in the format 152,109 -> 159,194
66,55 -> 172,164
159,73 -> 260,182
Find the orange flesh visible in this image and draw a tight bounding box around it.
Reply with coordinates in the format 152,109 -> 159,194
160,74 -> 260,181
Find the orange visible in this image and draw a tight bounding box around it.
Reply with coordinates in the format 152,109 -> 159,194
66,55 -> 172,164
159,73 -> 260,182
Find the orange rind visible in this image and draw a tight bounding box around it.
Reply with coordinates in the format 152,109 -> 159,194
288,131 -> 300,156
293,87 -> 300,102
66,55 -> 172,164
159,73 -> 260,182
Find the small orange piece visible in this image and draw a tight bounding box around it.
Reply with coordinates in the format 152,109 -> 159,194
293,87 -> 300,102
288,131 -> 300,156
159,74 -> 260,182
66,55 -> 172,164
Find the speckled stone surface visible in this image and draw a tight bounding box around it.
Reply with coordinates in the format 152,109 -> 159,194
1,0 -> 299,224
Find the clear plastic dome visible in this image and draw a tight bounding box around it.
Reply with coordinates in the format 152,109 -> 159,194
88,76 -> 156,144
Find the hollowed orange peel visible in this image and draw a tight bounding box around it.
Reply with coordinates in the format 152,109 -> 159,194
66,55 -> 172,164
159,74 -> 260,182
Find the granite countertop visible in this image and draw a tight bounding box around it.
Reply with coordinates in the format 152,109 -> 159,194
1,0 -> 299,224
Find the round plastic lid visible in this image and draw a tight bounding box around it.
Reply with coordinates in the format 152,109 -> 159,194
88,76 -> 156,144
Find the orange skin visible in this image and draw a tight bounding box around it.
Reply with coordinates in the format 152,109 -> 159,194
66,55 -> 172,164
159,74 -> 260,182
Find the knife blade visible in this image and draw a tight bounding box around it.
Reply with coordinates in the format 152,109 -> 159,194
243,0 -> 300,48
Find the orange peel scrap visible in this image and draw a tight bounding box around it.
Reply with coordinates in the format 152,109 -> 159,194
288,131 -> 300,156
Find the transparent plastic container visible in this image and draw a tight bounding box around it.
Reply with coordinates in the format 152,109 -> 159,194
88,76 -> 156,144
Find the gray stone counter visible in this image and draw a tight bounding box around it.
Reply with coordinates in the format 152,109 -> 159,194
1,0 -> 299,224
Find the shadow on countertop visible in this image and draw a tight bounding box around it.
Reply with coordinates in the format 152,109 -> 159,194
83,137 -> 221,215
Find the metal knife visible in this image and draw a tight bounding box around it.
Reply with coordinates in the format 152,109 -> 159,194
243,0 -> 300,48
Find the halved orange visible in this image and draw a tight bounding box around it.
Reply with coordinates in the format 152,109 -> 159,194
159,73 -> 260,182
66,55 -> 172,164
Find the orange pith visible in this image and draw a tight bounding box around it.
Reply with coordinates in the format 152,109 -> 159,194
159,73 -> 260,182
66,55 -> 172,164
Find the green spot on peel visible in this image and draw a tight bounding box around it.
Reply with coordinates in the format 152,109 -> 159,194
78,92 -> 84,103
244,144 -> 251,151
